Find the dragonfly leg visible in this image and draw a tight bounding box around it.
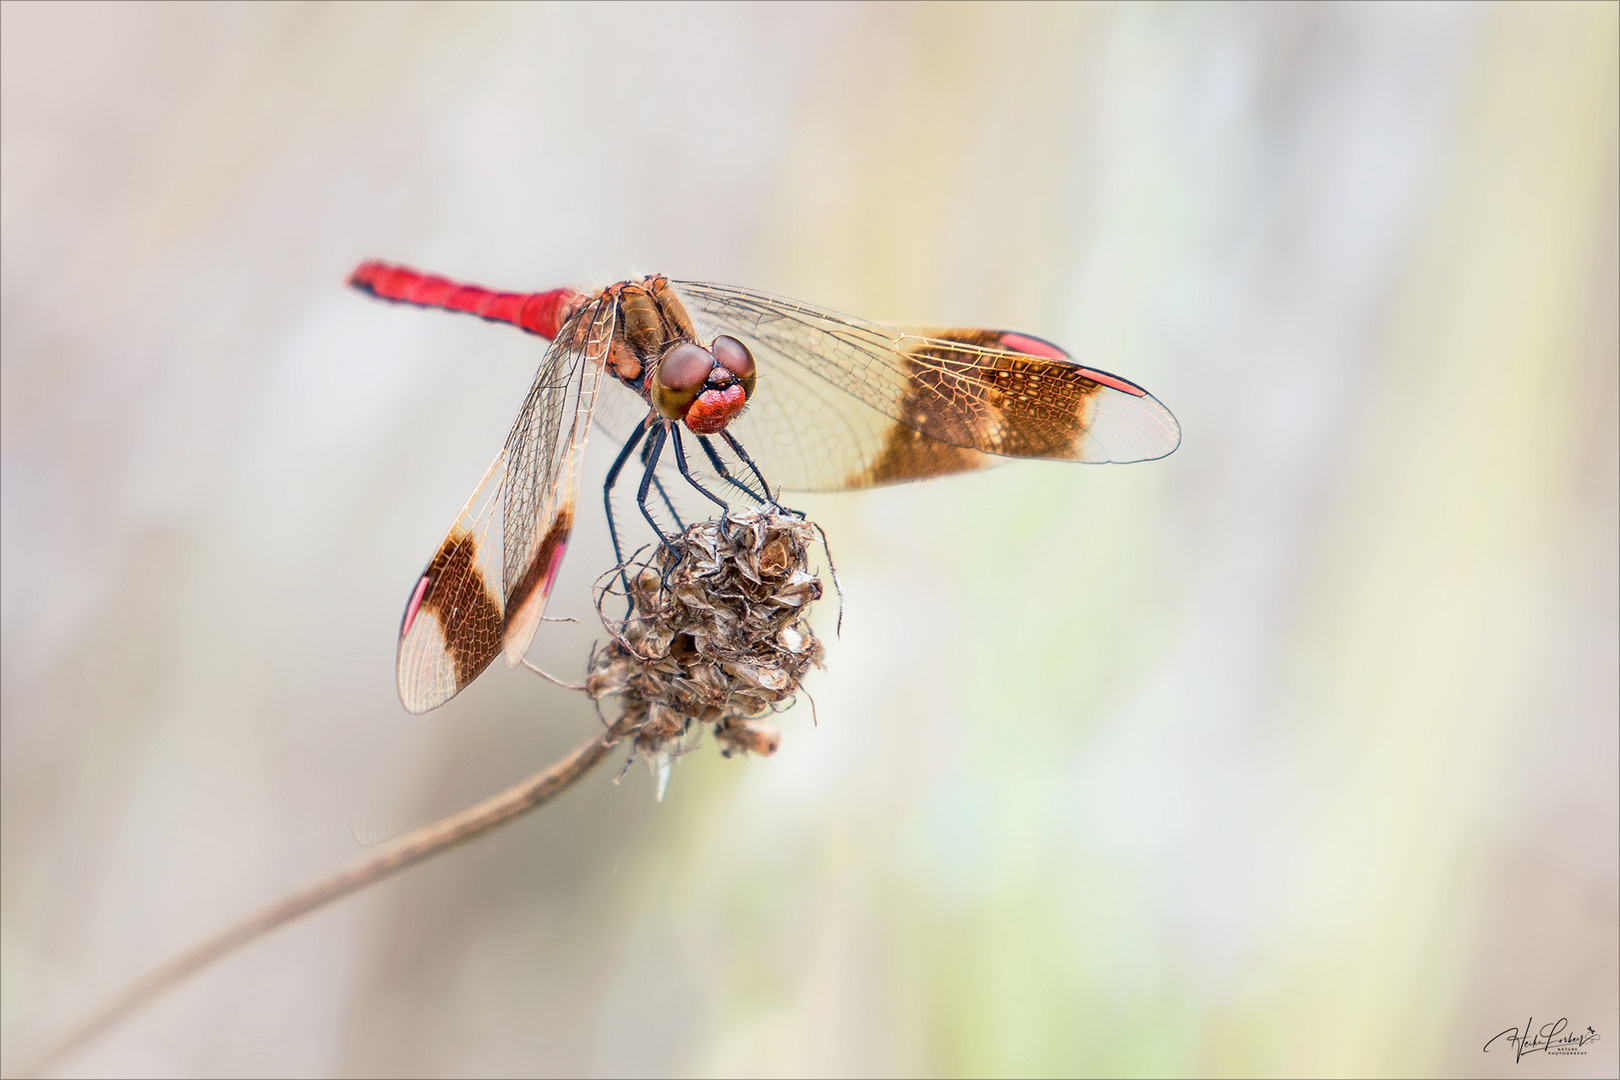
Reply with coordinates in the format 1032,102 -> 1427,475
602,415 -> 652,571
720,431 -> 801,518
669,427 -> 731,518
696,434 -> 768,504
639,424 -> 699,595
720,431 -> 776,501
643,446 -> 685,531
636,423 -> 675,545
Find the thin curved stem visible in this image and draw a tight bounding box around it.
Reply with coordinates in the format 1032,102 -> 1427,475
17,718 -> 633,1078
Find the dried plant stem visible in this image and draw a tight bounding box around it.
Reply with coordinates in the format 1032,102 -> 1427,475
18,719 -> 631,1079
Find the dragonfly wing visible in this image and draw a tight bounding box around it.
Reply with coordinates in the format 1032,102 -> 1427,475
397,450 -> 509,713
395,295 -> 614,713
498,293 -> 615,666
894,325 -> 1182,465
671,282 -> 1180,489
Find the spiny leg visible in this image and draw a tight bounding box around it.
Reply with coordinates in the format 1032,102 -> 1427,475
696,434 -> 768,504
636,423 -> 674,544
720,430 -> 801,518
602,415 -> 652,571
638,423 -> 695,596
720,431 -> 780,506
604,416 -> 661,615
642,435 -> 685,531
669,426 -> 730,517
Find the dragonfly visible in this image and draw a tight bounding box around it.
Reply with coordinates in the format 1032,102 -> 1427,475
349,261 -> 1181,713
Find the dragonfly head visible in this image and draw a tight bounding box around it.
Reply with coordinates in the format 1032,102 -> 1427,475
650,336 -> 756,434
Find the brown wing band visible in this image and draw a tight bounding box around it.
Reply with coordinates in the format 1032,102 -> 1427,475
906,330 -> 1106,458
859,421 -> 993,486
420,529 -> 503,691
502,507 -> 574,629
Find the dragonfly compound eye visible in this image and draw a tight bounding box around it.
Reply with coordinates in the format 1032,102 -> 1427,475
652,343 -> 714,418
711,335 -> 757,399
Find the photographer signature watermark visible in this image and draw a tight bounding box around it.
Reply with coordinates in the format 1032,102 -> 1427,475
1484,1017 -> 1601,1062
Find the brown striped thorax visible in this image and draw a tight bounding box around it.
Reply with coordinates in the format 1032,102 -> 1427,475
586,276 -> 758,436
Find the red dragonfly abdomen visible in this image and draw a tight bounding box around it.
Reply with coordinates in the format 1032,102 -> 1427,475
349,260 -> 579,340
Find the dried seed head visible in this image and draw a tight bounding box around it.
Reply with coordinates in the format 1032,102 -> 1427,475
588,506 -> 828,789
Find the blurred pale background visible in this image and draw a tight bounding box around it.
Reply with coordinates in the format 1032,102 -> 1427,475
2,2 -> 1615,1077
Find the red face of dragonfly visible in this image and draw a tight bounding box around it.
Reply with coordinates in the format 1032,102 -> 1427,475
348,261 -> 1182,713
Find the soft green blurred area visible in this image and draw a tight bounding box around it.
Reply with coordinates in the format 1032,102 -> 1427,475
2,2 -> 1615,1077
